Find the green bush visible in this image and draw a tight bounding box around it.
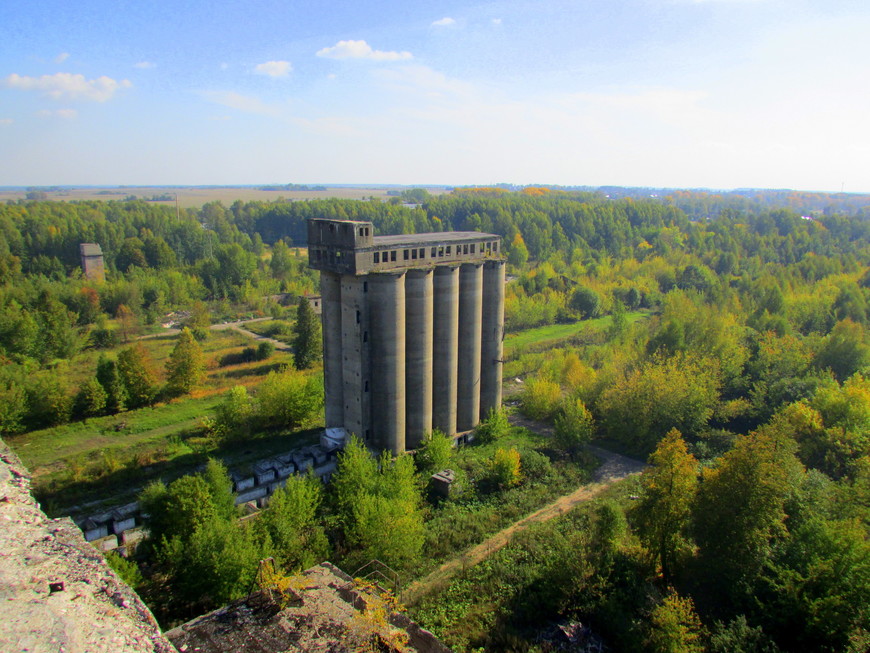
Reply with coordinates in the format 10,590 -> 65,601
475,407 -> 511,444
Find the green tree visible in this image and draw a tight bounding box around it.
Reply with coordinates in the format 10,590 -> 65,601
211,385 -> 256,440
475,406 -> 512,443
104,551 -> 144,591
569,286 -> 602,319
258,473 -> 328,570
758,516 -> 870,652
139,460 -> 261,608
507,232 -> 530,267
73,378 -> 108,418
597,353 -> 720,453
693,429 -> 803,602
292,297 -> 322,369
490,447 -> 522,488
634,429 -> 698,584
96,354 -> 127,414
332,437 -> 424,568
165,327 -> 205,396
269,239 -> 294,280
24,371 -> 72,428
415,429 -> 453,473
256,369 -> 324,429
707,616 -> 778,653
816,319 -> 870,382
520,377 -> 562,421
117,345 -> 157,408
0,381 -> 26,435
553,397 -> 595,453
646,591 -> 705,653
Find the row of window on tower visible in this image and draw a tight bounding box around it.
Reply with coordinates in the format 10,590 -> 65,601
372,240 -> 499,265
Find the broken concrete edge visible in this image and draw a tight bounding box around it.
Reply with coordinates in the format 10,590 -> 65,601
0,437 -> 176,653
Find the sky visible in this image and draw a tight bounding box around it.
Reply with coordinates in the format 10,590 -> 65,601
2,0 -> 869,191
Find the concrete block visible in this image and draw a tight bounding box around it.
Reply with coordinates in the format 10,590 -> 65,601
235,486 -> 268,505
112,516 -> 136,535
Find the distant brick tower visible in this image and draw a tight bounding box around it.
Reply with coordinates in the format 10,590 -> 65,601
80,243 -> 105,281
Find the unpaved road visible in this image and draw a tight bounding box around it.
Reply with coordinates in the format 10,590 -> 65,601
140,316 -> 291,351
402,416 -> 646,606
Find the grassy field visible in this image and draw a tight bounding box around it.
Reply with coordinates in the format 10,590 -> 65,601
503,311 -> 647,358
7,324 -> 308,513
0,185 -> 452,208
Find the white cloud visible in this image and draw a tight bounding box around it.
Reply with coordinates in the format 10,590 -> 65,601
0,118 -> 13,125
54,52 -> 70,64
431,17 -> 456,27
316,40 -> 412,61
492,18 -> 502,25
37,108 -> 78,119
134,61 -> 155,69
254,60 -> 293,77
220,62 -> 229,70
3,72 -> 131,102
201,90 -> 280,116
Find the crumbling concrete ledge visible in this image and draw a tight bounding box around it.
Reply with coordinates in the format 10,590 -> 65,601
0,438 -> 175,653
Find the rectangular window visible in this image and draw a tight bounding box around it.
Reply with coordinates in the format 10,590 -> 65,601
471,243 -> 476,254
403,249 -> 409,260
359,228 -> 365,237
493,242 -> 499,252
446,245 -> 452,255
463,244 -> 468,255
411,249 -> 417,260
438,246 -> 444,257
431,247 -> 437,257
419,248 -> 425,258
391,250 -> 397,261
373,252 -> 380,263
363,281 -> 368,292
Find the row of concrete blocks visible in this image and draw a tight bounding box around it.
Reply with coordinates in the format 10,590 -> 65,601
235,459 -> 338,505
232,445 -> 333,491
78,444 -> 339,544
80,501 -> 140,542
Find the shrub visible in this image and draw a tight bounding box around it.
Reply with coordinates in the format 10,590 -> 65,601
490,447 -> 522,488
520,377 -> 561,420
476,407 -> 511,444
554,397 -> 595,452
256,341 -> 275,360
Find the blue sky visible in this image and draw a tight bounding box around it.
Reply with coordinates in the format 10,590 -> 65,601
2,0 -> 869,191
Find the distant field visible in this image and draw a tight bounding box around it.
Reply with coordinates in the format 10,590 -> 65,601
503,312 -> 647,357
0,185 -> 452,208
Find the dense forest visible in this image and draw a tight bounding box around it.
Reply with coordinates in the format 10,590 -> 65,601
2,188 -> 869,651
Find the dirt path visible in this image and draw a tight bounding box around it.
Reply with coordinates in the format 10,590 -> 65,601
402,416 -> 646,606
139,317 -> 292,351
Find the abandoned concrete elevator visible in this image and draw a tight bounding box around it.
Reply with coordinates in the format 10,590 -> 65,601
307,218 -> 505,454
